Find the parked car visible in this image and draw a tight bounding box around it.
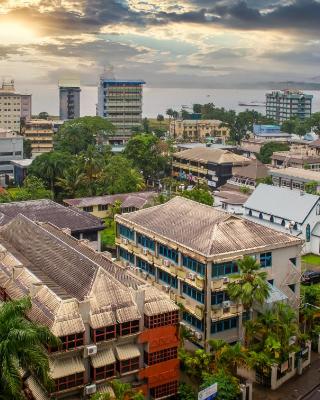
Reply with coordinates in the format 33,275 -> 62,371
301,270 -> 320,285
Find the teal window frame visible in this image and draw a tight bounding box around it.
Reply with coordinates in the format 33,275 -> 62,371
159,244 -> 178,263
182,256 -> 205,276
182,283 -> 204,304
119,224 -> 134,240
211,317 -> 237,334
137,257 -> 155,276
260,252 -> 272,268
182,311 -> 203,331
211,291 -> 229,305
119,248 -> 134,264
306,224 -> 311,242
158,270 -> 178,288
137,234 -> 155,251
212,262 -> 238,278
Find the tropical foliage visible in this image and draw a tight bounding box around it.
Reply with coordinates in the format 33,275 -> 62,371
257,141 -> 290,164
0,298 -> 60,399
91,380 -> 145,400
181,187 -> 214,206
0,176 -> 52,203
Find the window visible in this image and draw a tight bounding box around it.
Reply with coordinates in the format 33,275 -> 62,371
317,204 -> 320,216
119,248 -> 134,264
211,291 -> 229,305
182,311 -> 203,331
306,224 -> 311,242
183,256 -> 205,276
259,212 -> 263,219
288,284 -> 296,293
98,204 -> 108,211
137,257 -> 155,275
211,317 -> 238,334
118,357 -> 140,374
119,320 -> 139,336
48,332 -> 84,352
54,373 -> 84,392
144,347 -> 177,366
0,151 -> 13,156
159,244 -> 178,263
290,257 -> 297,266
281,219 -> 285,227
212,262 -> 238,278
158,270 -> 178,288
83,206 -> 93,212
270,215 -> 274,223
137,234 -> 155,251
91,325 -> 116,343
268,279 -> 274,285
119,224 -> 134,240
150,381 -> 178,399
260,252 -> 272,268
248,209 -> 252,216
92,363 -> 116,381
144,310 -> 179,329
182,283 -> 205,304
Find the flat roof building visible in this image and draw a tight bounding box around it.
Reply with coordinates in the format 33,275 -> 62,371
0,215 -> 179,399
269,167 -> 320,192
172,147 -> 250,189
59,79 -> 81,121
0,128 -> 23,178
169,119 -> 229,143
266,90 -> 313,123
115,197 -> 302,347
97,76 -> 145,142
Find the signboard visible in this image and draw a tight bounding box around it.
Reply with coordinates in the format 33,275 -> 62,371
198,383 -> 218,400
208,181 -> 217,187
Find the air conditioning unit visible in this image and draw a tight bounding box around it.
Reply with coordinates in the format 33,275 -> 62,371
164,259 -> 170,267
85,344 -> 97,357
223,277 -> 229,284
188,273 -> 196,281
143,248 -> 148,255
84,384 -> 97,395
222,300 -> 231,309
142,272 -> 148,279
194,332 -> 202,340
162,285 -> 170,292
122,238 -> 128,245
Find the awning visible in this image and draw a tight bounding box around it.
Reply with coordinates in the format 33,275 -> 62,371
116,305 -> 140,323
144,299 -> 179,316
90,310 -> 116,329
91,348 -> 116,368
115,344 -> 141,361
25,377 -> 47,400
51,317 -> 85,337
50,356 -> 85,379
97,384 -> 115,398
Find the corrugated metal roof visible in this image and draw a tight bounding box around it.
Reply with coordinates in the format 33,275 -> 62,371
117,196 -> 301,258
91,348 -> 116,368
50,356 -> 85,379
115,344 -> 141,361
97,384 -> 115,397
145,300 -> 179,316
244,184 -> 319,223
51,317 -> 85,337
25,377 -> 47,400
174,147 -> 249,165
116,305 -> 140,323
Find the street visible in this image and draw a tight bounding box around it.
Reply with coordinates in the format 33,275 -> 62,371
300,385 -> 320,399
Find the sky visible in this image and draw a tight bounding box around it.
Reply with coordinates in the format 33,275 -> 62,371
1,0 -> 320,91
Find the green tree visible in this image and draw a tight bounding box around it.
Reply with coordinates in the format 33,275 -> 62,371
142,117 -> 150,133
54,117 -> 115,154
157,114 -> 164,123
0,298 -> 60,399
178,383 -> 196,400
227,256 -> 270,317
166,108 -> 174,119
181,188 -> 213,206
56,163 -> 86,198
38,111 -> 49,120
124,134 -> 168,179
79,145 -> 104,196
281,119 -> 298,134
28,151 -> 71,195
91,392 -> 111,400
306,112 -> 320,135
193,104 -> 202,113
20,176 -> 52,200
99,155 -> 145,194
23,138 -> 32,158
258,141 -> 290,164
201,371 -> 240,400
305,180 -> 318,195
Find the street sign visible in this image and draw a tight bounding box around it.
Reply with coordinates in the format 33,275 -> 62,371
198,383 -> 218,400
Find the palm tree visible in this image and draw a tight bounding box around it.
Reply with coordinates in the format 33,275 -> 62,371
166,108 -> 174,120
56,164 -> 86,198
80,145 -> 104,196
0,297 -> 60,399
227,255 -> 270,317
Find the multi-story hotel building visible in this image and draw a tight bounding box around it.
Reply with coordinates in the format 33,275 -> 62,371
172,147 -> 250,189
0,128 -> 23,177
0,215 -> 179,399
59,79 -> 81,121
266,90 -> 313,123
0,80 -> 32,132
97,76 -> 145,142
115,197 -> 302,348
169,119 -> 229,143
23,119 -> 64,157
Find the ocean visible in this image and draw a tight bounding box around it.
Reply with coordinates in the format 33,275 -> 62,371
20,84 -> 320,118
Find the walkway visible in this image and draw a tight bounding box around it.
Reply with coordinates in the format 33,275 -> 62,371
252,353 -> 320,400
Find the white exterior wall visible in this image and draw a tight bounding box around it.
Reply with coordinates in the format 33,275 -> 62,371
0,136 -> 23,175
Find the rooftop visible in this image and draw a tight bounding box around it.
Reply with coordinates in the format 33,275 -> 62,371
176,143 -> 235,151
64,192 -> 157,209
244,184 -> 319,223
0,199 -> 104,233
0,128 -> 23,139
233,159 -> 269,180
116,196 -> 301,260
10,159 -> 33,168
0,215 -> 177,336
214,190 -> 249,205
174,147 -> 249,165
269,167 -> 320,182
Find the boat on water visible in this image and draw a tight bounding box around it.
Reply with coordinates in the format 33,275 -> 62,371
238,101 -> 265,107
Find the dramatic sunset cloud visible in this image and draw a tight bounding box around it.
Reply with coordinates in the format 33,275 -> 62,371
0,0 -> 320,88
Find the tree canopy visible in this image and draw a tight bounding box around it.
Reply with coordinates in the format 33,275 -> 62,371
257,141 -> 290,164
